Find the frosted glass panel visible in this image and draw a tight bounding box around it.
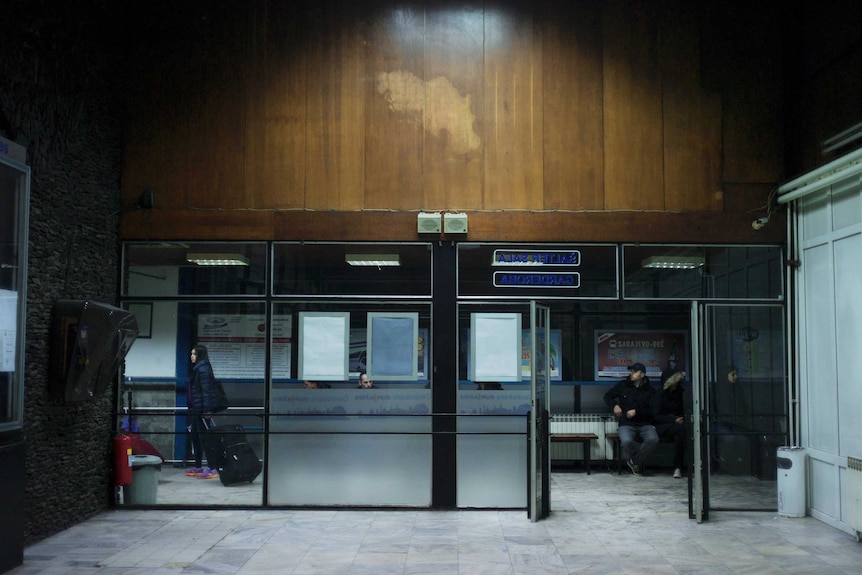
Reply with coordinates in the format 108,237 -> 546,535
268,387 -> 432,505
456,389 -> 529,507
457,434 -> 527,507
268,434 -> 431,505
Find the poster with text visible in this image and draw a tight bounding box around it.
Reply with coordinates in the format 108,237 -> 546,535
197,314 -> 292,379
594,330 -> 687,381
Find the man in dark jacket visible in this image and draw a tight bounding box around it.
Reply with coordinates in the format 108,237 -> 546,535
604,362 -> 659,475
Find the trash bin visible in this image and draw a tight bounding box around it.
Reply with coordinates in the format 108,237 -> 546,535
124,454 -> 162,505
777,446 -> 806,517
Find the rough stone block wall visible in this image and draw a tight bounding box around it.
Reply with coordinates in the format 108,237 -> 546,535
0,3 -> 126,544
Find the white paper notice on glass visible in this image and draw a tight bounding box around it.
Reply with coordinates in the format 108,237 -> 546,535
298,312 -> 349,381
0,289 -> 18,372
470,313 -> 521,382
368,312 -> 418,380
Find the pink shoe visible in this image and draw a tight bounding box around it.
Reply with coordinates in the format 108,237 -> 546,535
198,468 -> 219,479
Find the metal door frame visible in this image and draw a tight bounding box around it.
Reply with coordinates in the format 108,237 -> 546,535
528,301 -> 551,521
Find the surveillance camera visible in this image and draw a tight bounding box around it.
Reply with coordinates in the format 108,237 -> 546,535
752,216 -> 769,230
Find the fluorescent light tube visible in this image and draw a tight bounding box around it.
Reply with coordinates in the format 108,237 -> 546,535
186,253 -> 250,266
344,254 -> 400,266
642,255 -> 704,270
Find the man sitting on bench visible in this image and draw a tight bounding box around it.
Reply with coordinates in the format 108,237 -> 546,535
604,362 -> 659,475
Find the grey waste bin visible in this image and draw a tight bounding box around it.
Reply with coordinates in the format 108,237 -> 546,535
777,446 -> 806,517
125,455 -> 162,505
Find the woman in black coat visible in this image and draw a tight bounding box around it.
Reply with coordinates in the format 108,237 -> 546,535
186,345 -> 220,479
656,369 -> 687,478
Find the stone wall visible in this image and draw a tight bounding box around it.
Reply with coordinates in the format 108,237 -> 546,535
0,2 -> 127,544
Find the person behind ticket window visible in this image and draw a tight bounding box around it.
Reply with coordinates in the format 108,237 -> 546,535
303,380 -> 331,389
603,362 -> 659,475
476,382 -> 503,390
357,372 -> 375,389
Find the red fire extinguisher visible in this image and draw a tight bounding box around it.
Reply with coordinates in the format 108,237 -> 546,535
114,433 -> 133,486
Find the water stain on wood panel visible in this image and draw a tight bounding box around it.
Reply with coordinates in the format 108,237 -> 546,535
376,70 -> 481,155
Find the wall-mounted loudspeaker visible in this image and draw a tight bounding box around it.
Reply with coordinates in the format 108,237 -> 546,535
444,212 -> 468,234
417,212 -> 442,233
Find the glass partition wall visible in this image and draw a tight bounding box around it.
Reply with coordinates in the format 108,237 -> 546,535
119,241 -> 786,511
120,241 -> 434,507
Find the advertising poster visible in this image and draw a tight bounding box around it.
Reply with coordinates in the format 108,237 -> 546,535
595,330 -> 686,381
197,314 -> 292,379
521,329 -> 562,381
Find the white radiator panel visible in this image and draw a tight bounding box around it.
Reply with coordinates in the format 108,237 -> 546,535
550,414 -> 613,461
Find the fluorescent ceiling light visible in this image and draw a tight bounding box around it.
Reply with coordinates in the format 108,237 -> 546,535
642,255 -> 704,270
345,254 -> 400,266
186,253 -> 250,266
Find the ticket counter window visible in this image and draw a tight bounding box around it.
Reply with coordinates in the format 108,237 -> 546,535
267,302 -> 432,506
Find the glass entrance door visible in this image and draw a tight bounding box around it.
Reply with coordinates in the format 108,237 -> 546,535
691,303 -> 788,519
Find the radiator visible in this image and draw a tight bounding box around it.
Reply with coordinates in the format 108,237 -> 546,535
847,457 -> 862,539
550,414 -> 613,461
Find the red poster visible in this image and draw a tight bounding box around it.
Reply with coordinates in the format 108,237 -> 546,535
595,331 -> 687,381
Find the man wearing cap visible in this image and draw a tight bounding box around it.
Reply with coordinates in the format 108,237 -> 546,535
604,362 -> 660,475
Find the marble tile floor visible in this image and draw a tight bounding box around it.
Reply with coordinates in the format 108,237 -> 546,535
144,466 -> 263,507
11,469 -> 862,575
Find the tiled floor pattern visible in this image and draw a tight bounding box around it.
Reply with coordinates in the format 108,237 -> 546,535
10,468 -> 862,574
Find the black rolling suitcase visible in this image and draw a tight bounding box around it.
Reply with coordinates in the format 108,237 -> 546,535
203,420 -> 262,485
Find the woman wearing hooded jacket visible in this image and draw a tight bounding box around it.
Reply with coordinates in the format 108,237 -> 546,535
186,345 -> 220,479
656,369 -> 687,478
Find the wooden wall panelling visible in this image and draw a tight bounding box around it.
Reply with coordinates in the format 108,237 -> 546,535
245,0 -> 309,210
181,4 -> 250,209
120,207 -> 783,244
274,211 -> 418,241
660,2 -> 722,212
364,1 -> 426,210
121,210 -> 275,241
122,6 -> 207,210
482,1 -> 543,210
423,2 -> 485,211
723,183 -> 776,216
602,0 -> 664,211
794,46 -> 862,173
541,0 -> 604,211
305,2 -> 366,212
122,56 -> 185,209
713,8 -> 784,185
460,211 -> 783,243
